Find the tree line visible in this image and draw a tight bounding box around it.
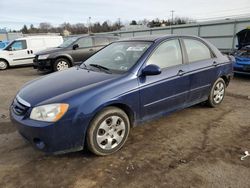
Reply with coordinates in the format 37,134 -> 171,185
20,17 -> 194,35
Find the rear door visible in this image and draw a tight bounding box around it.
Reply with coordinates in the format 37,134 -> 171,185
71,37 -> 94,63
6,40 -> 33,65
181,37 -> 218,104
139,38 -> 190,120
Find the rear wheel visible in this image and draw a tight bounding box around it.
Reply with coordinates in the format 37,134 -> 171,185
87,107 -> 130,156
207,78 -> 226,107
0,60 -> 8,70
53,58 -> 70,72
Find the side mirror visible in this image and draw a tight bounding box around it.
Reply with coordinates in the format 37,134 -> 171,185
141,64 -> 161,76
73,44 -> 79,50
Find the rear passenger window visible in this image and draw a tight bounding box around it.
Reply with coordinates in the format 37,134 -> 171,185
147,39 -> 183,69
77,37 -> 93,48
95,37 -> 109,46
183,39 -> 212,63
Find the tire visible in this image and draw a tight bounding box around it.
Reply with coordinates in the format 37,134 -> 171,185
87,107 -> 130,156
207,78 -> 226,107
0,60 -> 8,70
53,58 -> 70,72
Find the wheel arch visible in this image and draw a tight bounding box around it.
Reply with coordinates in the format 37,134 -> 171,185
54,55 -> 73,66
106,103 -> 136,127
0,58 -> 9,67
220,75 -> 230,87
89,102 -> 136,129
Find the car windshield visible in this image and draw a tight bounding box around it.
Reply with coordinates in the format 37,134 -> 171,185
59,37 -> 78,48
81,41 -> 152,74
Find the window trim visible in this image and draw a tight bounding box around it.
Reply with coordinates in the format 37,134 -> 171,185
144,38 -> 184,70
180,37 -> 216,64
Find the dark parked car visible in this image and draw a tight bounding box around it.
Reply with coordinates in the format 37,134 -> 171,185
10,35 -> 233,155
33,35 -> 119,72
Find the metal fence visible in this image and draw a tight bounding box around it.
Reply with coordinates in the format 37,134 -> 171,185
106,17 -> 250,52
0,32 -> 23,41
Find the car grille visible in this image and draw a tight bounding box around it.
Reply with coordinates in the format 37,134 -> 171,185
12,97 -> 30,116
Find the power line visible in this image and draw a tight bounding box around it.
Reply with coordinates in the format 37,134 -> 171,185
195,13 -> 250,21
188,6 -> 250,15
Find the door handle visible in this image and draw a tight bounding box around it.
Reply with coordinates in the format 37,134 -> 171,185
178,70 -> 185,76
213,61 -> 218,66
89,49 -> 94,52
30,50 -> 33,54
27,50 -> 30,54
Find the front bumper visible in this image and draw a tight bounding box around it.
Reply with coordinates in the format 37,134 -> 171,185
33,58 -> 53,71
10,103 -> 86,154
233,62 -> 250,75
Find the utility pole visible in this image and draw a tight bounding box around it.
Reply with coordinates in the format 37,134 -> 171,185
118,18 -> 121,30
88,17 -> 92,34
171,10 -> 175,25
170,10 -> 175,34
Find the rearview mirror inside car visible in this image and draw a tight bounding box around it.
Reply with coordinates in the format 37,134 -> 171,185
141,64 -> 161,76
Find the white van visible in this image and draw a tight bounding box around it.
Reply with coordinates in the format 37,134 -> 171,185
0,36 -> 63,70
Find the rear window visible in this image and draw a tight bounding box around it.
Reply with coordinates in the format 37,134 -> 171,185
183,39 -> 212,63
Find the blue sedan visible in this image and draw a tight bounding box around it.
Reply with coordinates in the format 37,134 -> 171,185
10,35 -> 233,155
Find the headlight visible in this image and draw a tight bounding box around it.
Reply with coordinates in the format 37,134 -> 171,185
30,103 -> 69,122
38,54 -> 50,60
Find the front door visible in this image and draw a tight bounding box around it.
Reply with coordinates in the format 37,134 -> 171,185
71,37 -> 95,63
7,40 -> 33,65
139,39 -> 190,120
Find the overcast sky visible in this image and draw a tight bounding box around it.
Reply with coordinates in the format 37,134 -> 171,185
1,0 -> 250,30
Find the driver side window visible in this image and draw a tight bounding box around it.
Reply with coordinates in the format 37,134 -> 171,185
9,40 -> 27,51
147,39 -> 182,69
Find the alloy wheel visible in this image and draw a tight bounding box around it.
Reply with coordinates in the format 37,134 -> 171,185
213,81 -> 225,104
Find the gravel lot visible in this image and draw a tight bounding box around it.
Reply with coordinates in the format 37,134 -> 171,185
0,67 -> 250,188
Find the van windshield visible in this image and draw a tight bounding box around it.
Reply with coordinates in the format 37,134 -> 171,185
59,37 -> 78,48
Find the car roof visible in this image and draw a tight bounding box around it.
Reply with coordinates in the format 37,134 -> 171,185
69,34 -> 119,39
16,36 -> 62,40
118,34 -> 202,42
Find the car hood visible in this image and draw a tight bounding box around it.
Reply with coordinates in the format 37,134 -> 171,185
18,67 -> 119,106
236,29 -> 250,49
35,47 -> 65,55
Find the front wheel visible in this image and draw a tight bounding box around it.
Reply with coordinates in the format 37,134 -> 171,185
207,78 -> 226,107
0,60 -> 8,70
87,107 -> 130,156
53,58 -> 70,72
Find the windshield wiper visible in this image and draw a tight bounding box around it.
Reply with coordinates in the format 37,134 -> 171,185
79,62 -> 91,70
89,64 -> 111,74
